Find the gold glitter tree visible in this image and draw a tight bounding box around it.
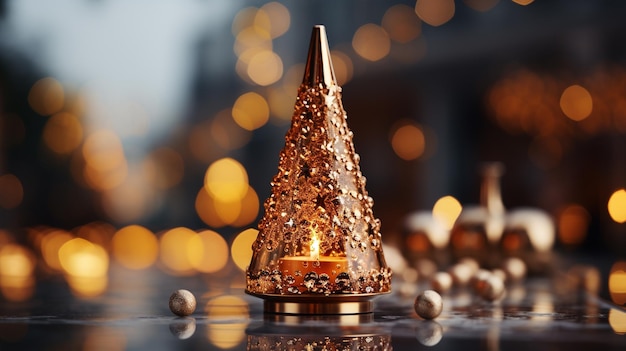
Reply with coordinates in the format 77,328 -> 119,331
246,26 -> 391,313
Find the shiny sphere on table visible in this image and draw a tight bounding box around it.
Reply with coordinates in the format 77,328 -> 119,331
478,275 -> 505,301
414,290 -> 443,320
169,289 -> 197,317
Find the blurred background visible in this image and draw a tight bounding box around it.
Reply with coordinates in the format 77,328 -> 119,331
1,0 -> 626,308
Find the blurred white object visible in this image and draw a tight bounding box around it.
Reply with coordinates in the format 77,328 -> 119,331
502,208 -> 555,252
500,208 -> 556,274
404,211 -> 450,250
450,163 -> 506,263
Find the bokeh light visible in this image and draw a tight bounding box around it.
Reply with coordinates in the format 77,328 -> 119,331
560,84 -> 593,121
330,51 -> 354,86
232,92 -> 270,131
247,50 -> 283,86
608,189 -> 626,223
233,26 -> 272,59
512,0 -> 535,5
83,130 -> 125,172
432,195 -> 463,230
531,290 -> 555,322
609,308 -> 626,335
352,24 -> 391,62
196,187 -> 227,228
159,227 -> 198,276
83,327 -> 127,351
231,228 -> 258,271
189,230 -> 229,273
59,238 -> 109,278
267,87 -> 295,124
58,238 -> 109,297
42,112 -> 83,155
266,63 -> 304,123
415,0 -> 455,27
390,120 -> 426,161
204,158 -> 249,203
557,204 -> 590,247
112,225 -> 159,270
258,2 -> 290,38
75,221 -> 115,252
609,261 -> 626,306
230,185 -> 260,227
41,229 -> 74,271
382,4 -> 422,44
0,244 -> 36,302
205,295 -> 249,349
28,77 -> 65,116
231,7 -> 258,36
0,244 -> 36,278
82,130 -> 128,191
0,174 -> 24,209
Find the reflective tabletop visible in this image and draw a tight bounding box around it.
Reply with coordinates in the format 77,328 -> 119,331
1,262 -> 624,351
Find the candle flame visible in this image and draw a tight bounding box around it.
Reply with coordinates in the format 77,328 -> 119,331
310,233 -> 320,260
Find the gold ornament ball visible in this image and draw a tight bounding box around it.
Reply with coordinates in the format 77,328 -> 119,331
169,289 -> 196,317
414,290 -> 443,320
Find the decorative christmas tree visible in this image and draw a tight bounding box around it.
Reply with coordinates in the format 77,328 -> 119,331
246,25 -> 391,314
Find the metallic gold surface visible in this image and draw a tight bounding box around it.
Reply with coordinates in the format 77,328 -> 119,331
245,24 -> 391,310
264,300 -> 372,315
302,25 -> 336,87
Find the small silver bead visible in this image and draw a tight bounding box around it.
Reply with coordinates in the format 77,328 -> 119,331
169,289 -> 197,317
471,268 -> 492,293
414,290 -> 443,320
478,275 -> 505,301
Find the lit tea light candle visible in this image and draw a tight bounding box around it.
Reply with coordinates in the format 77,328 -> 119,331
278,232 -> 348,292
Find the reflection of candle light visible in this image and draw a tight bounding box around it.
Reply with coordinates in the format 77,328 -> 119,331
609,308 -> 626,335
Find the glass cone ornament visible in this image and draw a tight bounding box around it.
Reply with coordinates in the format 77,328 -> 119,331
245,25 -> 392,314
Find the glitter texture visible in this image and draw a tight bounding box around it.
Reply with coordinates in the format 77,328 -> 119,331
247,334 -> 391,351
246,25 -> 391,297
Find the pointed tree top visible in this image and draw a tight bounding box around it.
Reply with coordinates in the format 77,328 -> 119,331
302,25 -> 337,87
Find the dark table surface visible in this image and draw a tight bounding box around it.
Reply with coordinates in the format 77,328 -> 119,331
1,257 -> 625,351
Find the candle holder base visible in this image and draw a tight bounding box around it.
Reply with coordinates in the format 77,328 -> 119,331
246,292 -> 386,315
